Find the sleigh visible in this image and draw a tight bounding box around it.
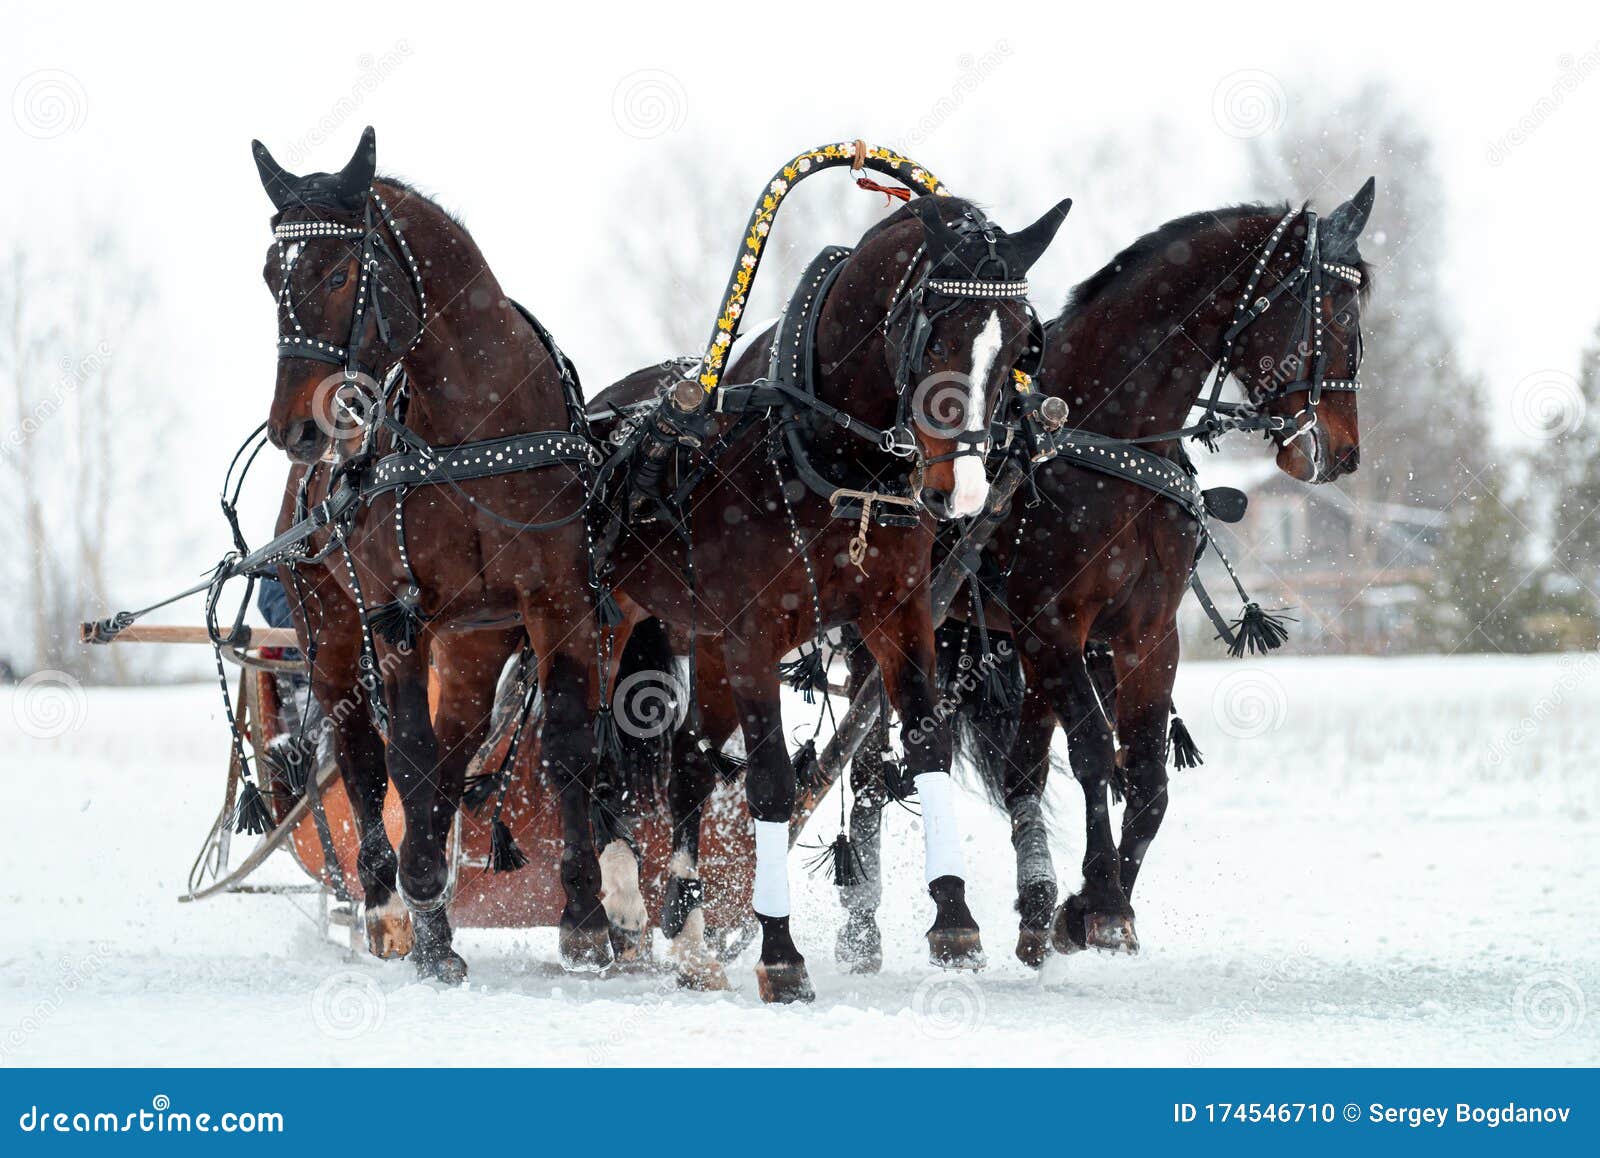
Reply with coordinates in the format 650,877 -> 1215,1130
78,623 -> 874,958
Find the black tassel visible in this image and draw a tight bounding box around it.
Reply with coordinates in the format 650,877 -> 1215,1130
461,772 -> 504,816
791,738 -> 821,794
278,752 -> 309,799
981,660 -> 1020,711
365,598 -> 424,648
803,832 -> 864,886
705,747 -> 748,783
590,795 -> 634,852
1226,603 -> 1293,658
595,586 -> 624,628
1169,716 -> 1203,769
234,779 -> 274,835
489,817 -> 529,873
1192,422 -> 1221,454
593,706 -> 624,765
778,647 -> 829,704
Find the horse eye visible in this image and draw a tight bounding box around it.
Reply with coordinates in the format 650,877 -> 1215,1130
328,268 -> 349,290
928,336 -> 949,357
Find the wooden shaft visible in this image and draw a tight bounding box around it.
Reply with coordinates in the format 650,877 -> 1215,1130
77,623 -> 301,648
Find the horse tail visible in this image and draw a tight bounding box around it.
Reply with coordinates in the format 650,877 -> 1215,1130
939,619 -> 1025,811
609,615 -> 681,807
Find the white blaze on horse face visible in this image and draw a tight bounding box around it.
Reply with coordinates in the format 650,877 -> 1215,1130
950,310 -> 1000,518
752,819 -> 790,917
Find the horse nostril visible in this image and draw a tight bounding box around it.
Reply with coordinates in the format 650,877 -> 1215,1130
279,419 -> 323,462
920,488 -> 953,521
1338,446 -> 1360,474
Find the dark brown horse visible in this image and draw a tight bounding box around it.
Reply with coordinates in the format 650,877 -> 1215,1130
838,183 -> 1377,968
252,128 -> 625,981
595,193 -> 1071,1000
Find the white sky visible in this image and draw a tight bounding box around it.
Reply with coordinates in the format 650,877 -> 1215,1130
6,0 -> 1600,536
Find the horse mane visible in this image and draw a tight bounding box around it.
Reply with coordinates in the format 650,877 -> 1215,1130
1057,203 -> 1284,323
376,173 -> 469,233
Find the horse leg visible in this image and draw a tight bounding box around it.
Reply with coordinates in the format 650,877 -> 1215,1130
662,697 -> 733,990
1034,646 -> 1136,955
376,638 -> 466,983
862,601 -> 983,969
527,617 -> 612,971
1002,686 -> 1059,968
724,634 -> 812,1003
1111,635 -> 1179,942
293,582 -> 410,959
835,627 -> 887,974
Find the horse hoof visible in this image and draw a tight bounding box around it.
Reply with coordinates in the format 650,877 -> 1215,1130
362,897 -> 413,960
670,944 -> 731,992
1084,912 -> 1139,954
927,927 -> 987,971
1015,925 -> 1052,969
414,949 -> 468,985
755,960 -> 816,1004
835,913 -> 883,974
559,923 -> 615,972
608,923 -> 652,966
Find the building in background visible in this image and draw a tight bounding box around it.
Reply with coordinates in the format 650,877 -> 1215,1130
1182,458 -> 1447,656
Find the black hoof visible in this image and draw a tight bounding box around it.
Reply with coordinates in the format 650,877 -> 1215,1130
928,926 -> 987,970
1052,895 -> 1138,955
414,949 -> 468,985
755,960 -> 816,1004
835,912 -> 883,974
1015,926 -> 1051,969
559,922 -> 615,972
927,875 -> 985,969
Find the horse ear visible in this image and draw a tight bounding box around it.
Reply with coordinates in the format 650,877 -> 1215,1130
332,126 -> 377,210
1322,176 -> 1376,259
1007,197 -> 1073,273
251,139 -> 298,211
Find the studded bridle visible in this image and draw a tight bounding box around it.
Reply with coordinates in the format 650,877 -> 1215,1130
880,207 -> 1042,464
272,188 -> 427,439
1199,207 -> 1366,453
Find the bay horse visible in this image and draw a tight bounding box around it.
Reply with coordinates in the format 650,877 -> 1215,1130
252,128 -> 635,981
594,192 -> 1071,1001
838,182 -> 1377,967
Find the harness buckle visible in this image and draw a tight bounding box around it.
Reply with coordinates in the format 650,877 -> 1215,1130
880,426 -> 918,458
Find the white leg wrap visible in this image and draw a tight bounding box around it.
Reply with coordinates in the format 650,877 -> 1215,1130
915,772 -> 967,884
751,819 -> 791,918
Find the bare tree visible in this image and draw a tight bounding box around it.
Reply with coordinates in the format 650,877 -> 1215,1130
0,228 -> 170,682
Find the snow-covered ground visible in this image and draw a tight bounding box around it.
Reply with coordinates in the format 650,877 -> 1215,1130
2,654 -> 1596,1067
